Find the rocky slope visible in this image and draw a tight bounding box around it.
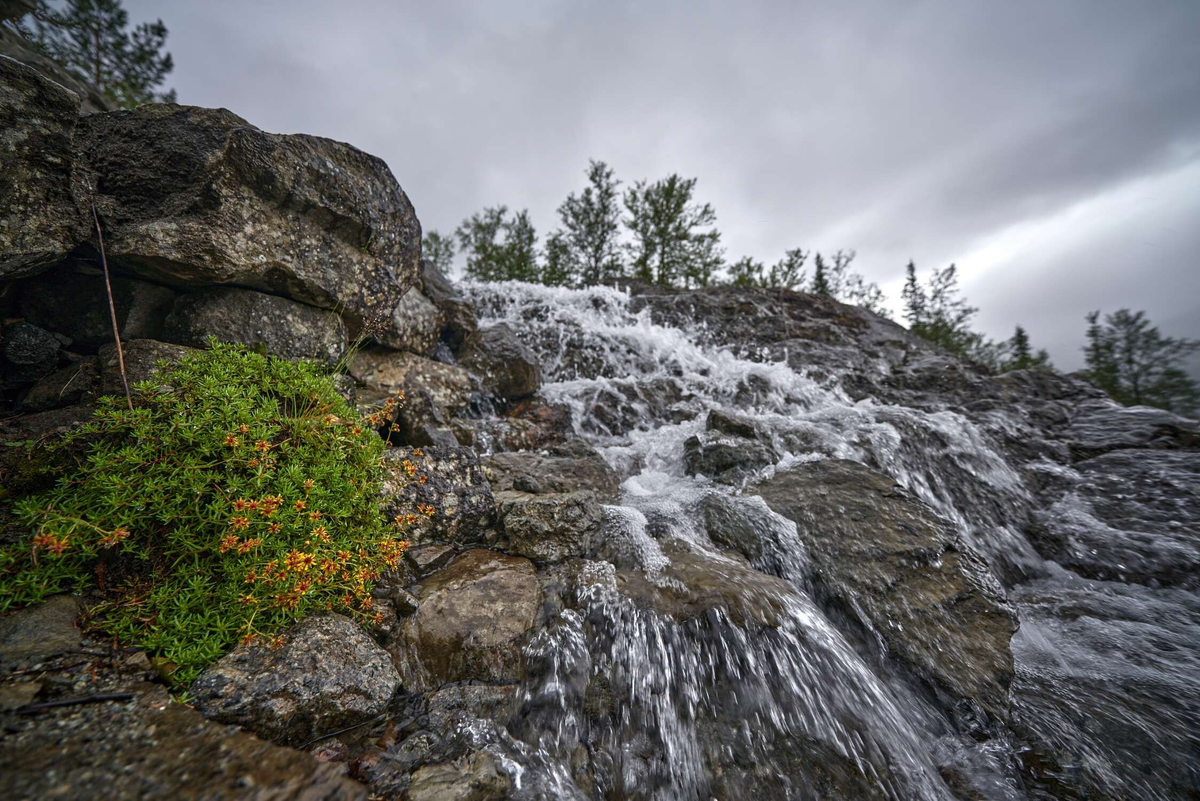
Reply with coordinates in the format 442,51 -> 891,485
3,52 -> 1199,801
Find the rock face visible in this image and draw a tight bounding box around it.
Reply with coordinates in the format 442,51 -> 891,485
162,286 -> 347,361
381,446 -> 496,544
756,460 -> 1018,719
684,411 -> 782,486
2,321 -> 65,386
351,349 -> 472,412
74,104 -> 420,330
96,338 -> 196,396
496,490 -> 606,564
459,323 -> 542,401
419,258 -> 478,352
19,268 -> 178,350
388,549 -> 540,692
190,614 -> 400,746
0,55 -> 87,280
483,439 -> 621,500
0,594 -> 81,670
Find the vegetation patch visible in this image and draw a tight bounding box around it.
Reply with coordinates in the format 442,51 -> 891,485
0,343 -> 417,684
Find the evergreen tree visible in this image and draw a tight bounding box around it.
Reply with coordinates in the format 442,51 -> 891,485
624,174 -> 723,288
1001,325 -> 1052,372
1083,309 -> 1199,416
454,206 -> 540,283
901,262 -> 987,358
422,230 -> 456,275
810,253 -> 832,296
554,160 -> 624,286
31,0 -> 175,108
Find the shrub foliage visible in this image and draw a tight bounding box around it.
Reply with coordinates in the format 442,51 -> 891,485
0,343 -> 416,684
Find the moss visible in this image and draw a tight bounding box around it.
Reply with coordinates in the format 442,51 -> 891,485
0,342 -> 419,684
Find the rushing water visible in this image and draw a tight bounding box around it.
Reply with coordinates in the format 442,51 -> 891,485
457,280 -> 1200,800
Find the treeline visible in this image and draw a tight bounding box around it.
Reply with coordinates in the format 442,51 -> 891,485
427,160 -> 1198,417
423,160 -> 888,313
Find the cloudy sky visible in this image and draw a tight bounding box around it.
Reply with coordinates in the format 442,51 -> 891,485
128,0 -> 1200,369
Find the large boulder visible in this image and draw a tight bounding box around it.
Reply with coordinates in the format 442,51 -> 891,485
388,549 -> 540,692
453,396 -> 575,453
162,286 -> 347,361
17,357 -> 98,412
683,412 -> 781,486
375,287 -> 440,356
74,104 -> 420,331
0,26 -> 113,114
19,267 -> 178,351
2,321 -> 65,386
458,323 -> 541,401
755,459 -> 1018,720
0,55 -> 88,280
418,258 -> 478,352
1065,399 -> 1200,459
190,614 -> 400,746
381,446 -> 496,544
351,349 -> 472,412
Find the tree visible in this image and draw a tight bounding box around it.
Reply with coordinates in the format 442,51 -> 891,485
728,256 -> 766,288
767,248 -> 809,290
1083,309 -> 1199,416
624,174 -> 723,288
810,254 -> 832,296
553,160 -> 624,287
454,206 -> 540,283
1001,325 -> 1052,372
540,231 -> 574,287
902,262 -> 989,359
422,230 -> 456,275
31,0 -> 175,108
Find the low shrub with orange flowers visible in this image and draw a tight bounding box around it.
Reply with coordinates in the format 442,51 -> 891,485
0,342 -> 415,685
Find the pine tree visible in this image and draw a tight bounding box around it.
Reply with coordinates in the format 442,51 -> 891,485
810,254 -> 832,296
31,0 -> 175,108
901,262 -> 991,359
454,206 -> 540,283
1000,325 -> 1053,372
901,261 -> 926,327
540,231 -> 574,287
554,160 -> 624,286
1083,309 -> 1199,415
624,174 -> 723,288
422,230 -> 456,275
728,256 -> 766,287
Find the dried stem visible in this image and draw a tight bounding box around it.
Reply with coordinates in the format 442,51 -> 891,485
88,191 -> 132,410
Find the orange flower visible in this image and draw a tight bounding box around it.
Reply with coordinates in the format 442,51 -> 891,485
240,633 -> 257,646
99,526 -> 130,548
237,424 -> 250,434
244,570 -> 258,584
230,515 -> 250,531
268,523 -> 283,535
254,440 -> 271,453
303,479 -> 315,492
308,510 -> 322,521
313,525 -> 330,543
219,535 -> 239,554
224,435 -> 240,448
412,448 -> 423,457
372,611 -> 384,626
418,474 -> 427,485
232,498 -> 251,511
268,635 -> 286,649
238,593 -> 258,606
293,500 -> 307,512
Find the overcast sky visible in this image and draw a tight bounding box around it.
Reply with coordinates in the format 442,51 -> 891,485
127,0 -> 1200,370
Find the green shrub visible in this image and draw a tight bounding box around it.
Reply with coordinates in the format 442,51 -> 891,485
0,342 -> 417,684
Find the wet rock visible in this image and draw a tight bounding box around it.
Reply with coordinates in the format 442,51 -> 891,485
483,439 -> 621,501
616,544 -> 799,628
381,446 -> 496,544
419,258 -> 478,352
351,349 -> 472,413
190,613 -> 400,746
756,459 -> 1018,719
0,680 -> 364,799
1029,449 -> 1200,588
700,491 -> 801,578
0,595 -> 81,670
406,544 -> 457,577
96,339 -> 196,396
0,26 -> 113,114
74,104 -> 419,330
459,323 -> 542,401
0,55 -> 88,280
16,358 -> 98,411
683,432 -> 780,486
452,396 -> 575,453
406,751 -> 513,801
2,321 -> 64,385
19,268 -> 178,351
388,549 -> 540,692
1066,399 -> 1200,459
425,684 -> 516,737
495,490 -> 606,564
162,286 -> 347,362
376,287 -> 440,356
